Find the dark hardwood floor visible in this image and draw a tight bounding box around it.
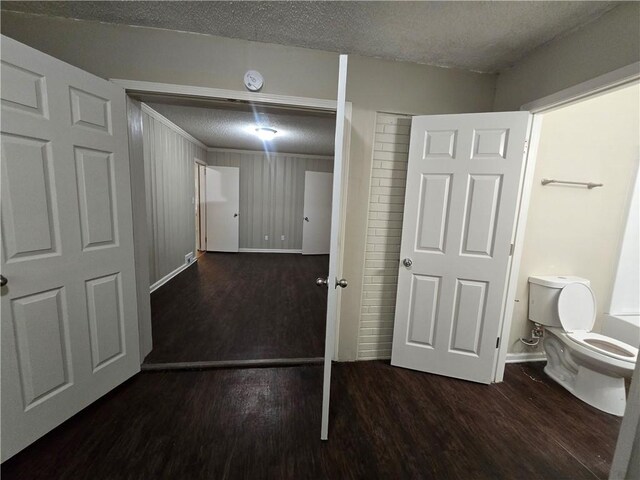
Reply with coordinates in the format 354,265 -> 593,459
144,253 -> 329,364
2,362 -> 622,479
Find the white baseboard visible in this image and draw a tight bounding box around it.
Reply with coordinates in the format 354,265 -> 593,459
150,258 -> 197,293
238,248 -> 302,254
505,352 -> 547,363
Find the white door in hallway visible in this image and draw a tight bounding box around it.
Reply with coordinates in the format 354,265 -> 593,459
205,166 -> 239,252
1,36 -> 140,460
302,171 -> 333,255
198,163 -> 207,251
391,112 -> 531,384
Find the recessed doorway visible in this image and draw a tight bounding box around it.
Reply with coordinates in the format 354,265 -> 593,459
130,94 -> 337,366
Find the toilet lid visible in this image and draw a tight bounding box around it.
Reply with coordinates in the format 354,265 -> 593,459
557,282 -> 596,332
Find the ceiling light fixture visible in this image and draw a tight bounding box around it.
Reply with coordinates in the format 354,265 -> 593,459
255,127 -> 277,141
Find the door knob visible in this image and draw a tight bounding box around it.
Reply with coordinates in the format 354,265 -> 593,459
402,258 -> 413,267
316,277 -> 328,287
0,275 -> 6,287
335,278 -> 348,289
233,213 -> 238,218
304,217 -> 310,222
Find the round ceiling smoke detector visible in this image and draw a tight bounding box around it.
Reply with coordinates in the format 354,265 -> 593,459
244,70 -> 264,91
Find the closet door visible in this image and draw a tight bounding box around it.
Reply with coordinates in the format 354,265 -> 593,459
205,166 -> 240,252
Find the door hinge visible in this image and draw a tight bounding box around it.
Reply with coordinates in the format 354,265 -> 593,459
523,140 -> 529,155
496,337 -> 500,349
509,243 -> 514,256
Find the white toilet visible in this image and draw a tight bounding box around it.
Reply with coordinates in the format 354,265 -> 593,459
528,275 -> 638,416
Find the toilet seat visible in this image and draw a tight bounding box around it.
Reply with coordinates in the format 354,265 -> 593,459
555,281 -> 638,363
557,282 -> 596,332
566,331 -> 638,363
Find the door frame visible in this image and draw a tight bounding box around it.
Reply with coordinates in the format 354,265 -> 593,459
492,61 -> 640,382
194,158 -> 207,254
112,78 -> 352,364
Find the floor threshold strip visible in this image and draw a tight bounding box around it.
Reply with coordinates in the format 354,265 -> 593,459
141,357 -> 325,371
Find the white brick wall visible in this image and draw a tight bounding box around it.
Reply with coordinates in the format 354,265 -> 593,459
357,113 -> 412,360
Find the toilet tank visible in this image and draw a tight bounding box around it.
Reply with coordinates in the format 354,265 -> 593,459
528,276 -> 591,327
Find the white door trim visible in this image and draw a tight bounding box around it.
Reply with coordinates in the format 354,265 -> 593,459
111,79 -> 340,111
493,62 -> 640,382
492,115 -> 542,382
610,359 -> 640,478
520,61 -> 640,114
116,78 -> 352,366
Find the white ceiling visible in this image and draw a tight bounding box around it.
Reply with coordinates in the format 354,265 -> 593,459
144,100 -> 336,155
1,1 -> 620,73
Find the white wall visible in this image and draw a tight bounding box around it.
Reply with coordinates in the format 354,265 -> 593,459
509,83 -> 640,354
493,2 -> 640,111
207,149 -> 333,251
142,107 -> 208,285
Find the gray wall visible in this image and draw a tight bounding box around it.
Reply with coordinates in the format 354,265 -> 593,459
493,2 -> 640,110
142,109 -> 208,285
207,150 -> 333,250
0,11 -> 496,360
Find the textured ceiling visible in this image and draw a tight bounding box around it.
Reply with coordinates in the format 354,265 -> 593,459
144,100 -> 336,155
1,1 -> 620,72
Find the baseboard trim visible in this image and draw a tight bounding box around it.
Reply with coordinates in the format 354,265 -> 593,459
238,248 -> 303,254
150,259 -> 197,293
141,357 -> 324,371
505,352 -> 547,363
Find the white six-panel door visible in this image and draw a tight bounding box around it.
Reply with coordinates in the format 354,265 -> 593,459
302,171 -> 333,255
205,166 -> 239,252
1,36 -> 140,460
391,112 -> 531,384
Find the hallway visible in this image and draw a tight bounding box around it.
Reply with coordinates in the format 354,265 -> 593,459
144,253 -> 329,364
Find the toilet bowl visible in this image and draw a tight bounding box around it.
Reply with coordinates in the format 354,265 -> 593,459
528,276 -> 638,416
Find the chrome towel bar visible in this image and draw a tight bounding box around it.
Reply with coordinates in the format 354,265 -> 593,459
541,178 -> 603,189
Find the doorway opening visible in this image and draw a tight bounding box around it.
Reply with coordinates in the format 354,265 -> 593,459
127,92 -> 339,366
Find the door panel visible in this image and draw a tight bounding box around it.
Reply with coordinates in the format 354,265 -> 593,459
86,273 -> 125,370
75,148 -> 117,249
205,166 -> 239,252
416,174 -> 451,252
302,171 -> 333,255
407,274 -> 440,346
1,35 -> 140,461
1,134 -> 59,260
320,55 -> 349,440
11,288 -> 71,408
391,112 -> 531,384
